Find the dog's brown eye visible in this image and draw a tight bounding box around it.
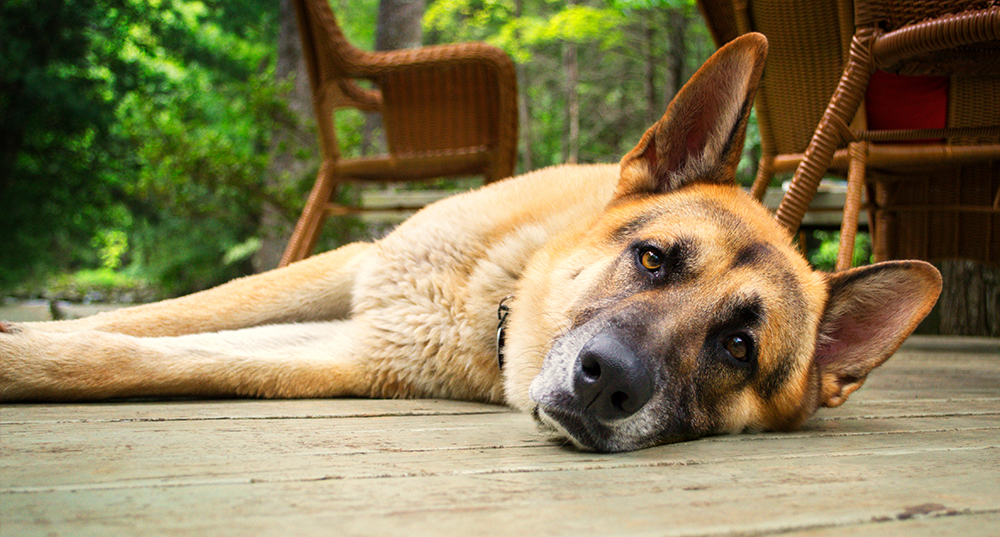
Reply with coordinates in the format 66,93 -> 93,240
724,334 -> 750,361
640,250 -> 662,271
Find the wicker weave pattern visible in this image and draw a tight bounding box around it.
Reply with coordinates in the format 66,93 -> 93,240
774,0 -> 1000,268
752,0 -> 847,156
859,0 -> 999,29
700,0 -> 1000,267
698,0 -> 851,200
280,0 -> 518,266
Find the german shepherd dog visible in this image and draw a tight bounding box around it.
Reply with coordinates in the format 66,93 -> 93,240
0,34 -> 941,452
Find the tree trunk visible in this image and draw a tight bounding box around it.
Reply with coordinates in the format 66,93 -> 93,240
253,0 -> 314,273
664,8 -> 690,106
516,0 -> 531,172
564,41 -> 579,164
939,260 -> 1000,337
643,16 -> 657,126
559,0 -> 579,164
376,0 -> 424,50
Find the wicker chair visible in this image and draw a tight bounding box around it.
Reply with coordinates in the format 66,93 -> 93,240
700,0 -> 1000,270
280,0 -> 518,266
698,0 -> 854,202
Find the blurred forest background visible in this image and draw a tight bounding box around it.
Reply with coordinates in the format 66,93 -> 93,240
0,0 -> 994,334
1,0 -> 731,299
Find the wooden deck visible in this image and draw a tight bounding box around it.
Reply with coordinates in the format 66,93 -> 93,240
2,335 -> 997,536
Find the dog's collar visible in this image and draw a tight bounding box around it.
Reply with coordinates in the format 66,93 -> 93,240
496,295 -> 513,370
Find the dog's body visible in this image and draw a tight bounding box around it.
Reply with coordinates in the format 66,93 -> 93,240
0,35 -> 942,452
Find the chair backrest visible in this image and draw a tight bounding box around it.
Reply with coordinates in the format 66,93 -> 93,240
859,0 -> 1000,76
699,0 -> 853,159
291,0 -> 516,165
854,0 -> 1000,143
854,0 -> 1000,264
379,57 -> 504,155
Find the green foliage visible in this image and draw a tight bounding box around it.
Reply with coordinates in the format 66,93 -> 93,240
810,231 -> 873,271
44,268 -> 154,303
610,0 -> 696,12
427,2 -> 625,63
94,229 -> 130,270
0,0 -> 752,298
423,0 -> 716,168
336,0 -> 381,49
0,0 -> 283,295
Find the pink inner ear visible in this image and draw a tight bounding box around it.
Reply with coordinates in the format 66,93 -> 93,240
814,279 -> 932,374
663,87 -> 724,177
814,313 -> 870,369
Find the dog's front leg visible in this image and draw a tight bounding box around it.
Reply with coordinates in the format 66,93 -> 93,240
0,321 -> 367,402
21,242 -> 372,337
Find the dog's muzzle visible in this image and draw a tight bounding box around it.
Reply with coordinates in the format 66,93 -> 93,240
530,331 -> 657,451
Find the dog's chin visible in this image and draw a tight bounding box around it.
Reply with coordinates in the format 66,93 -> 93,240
532,402 -> 704,453
532,405 -> 674,453
533,406 -> 603,451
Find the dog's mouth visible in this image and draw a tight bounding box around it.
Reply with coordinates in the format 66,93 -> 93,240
532,399 -> 701,453
532,404 -> 605,451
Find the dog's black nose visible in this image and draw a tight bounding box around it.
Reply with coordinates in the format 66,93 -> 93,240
573,334 -> 654,421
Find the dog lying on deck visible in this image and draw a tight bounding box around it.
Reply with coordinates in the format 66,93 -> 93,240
0,34 -> 941,452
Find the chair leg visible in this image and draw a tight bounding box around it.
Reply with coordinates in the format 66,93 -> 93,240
280,162 -> 338,267
836,141 -> 868,272
750,156 -> 774,201
776,31 -> 875,234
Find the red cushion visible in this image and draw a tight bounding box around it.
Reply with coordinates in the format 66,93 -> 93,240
865,70 -> 949,135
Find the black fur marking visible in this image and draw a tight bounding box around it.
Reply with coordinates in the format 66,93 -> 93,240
757,353 -> 795,400
611,214 -> 657,244
716,296 -> 765,334
716,98 -> 754,172
732,242 -> 778,269
694,297 -> 765,407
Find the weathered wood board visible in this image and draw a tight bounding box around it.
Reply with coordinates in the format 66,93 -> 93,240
2,336 -> 998,536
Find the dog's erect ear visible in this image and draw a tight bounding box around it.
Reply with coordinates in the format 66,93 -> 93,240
814,261 -> 942,408
617,32 -> 767,198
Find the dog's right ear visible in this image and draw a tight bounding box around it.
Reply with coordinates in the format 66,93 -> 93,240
813,261 -> 942,408
616,33 -> 767,199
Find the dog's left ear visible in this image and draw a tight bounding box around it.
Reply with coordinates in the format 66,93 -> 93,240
617,32 -> 767,198
814,261 -> 942,408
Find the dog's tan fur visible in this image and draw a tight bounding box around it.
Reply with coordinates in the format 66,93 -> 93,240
0,34 -> 942,452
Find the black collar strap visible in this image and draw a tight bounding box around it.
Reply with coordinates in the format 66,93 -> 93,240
496,295 -> 513,370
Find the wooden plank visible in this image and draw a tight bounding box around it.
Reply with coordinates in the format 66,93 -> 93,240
1,440 -> 996,536
780,511 -> 1000,537
0,398 -> 509,424
2,407 -> 996,488
1,338 -> 997,536
3,395 -> 995,428
355,186 -> 870,228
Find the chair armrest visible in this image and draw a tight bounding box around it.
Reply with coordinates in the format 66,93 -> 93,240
331,79 -> 381,112
350,42 -> 516,81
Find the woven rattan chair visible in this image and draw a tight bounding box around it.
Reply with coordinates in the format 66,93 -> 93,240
700,0 -> 1000,270
775,0 -> 1000,270
280,0 -> 518,266
698,0 -> 854,201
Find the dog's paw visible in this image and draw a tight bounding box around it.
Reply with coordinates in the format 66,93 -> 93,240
0,321 -> 23,335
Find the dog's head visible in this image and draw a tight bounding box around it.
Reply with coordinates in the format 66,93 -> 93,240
513,33 -> 942,452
